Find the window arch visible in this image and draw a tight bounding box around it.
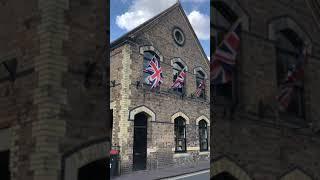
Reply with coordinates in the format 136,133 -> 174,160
211,157 -> 252,180
198,120 -> 208,151
280,168 -> 313,180
174,117 -> 187,153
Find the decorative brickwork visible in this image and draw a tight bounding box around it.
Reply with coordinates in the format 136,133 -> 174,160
129,106 -> 156,122
211,157 -> 252,180
63,140 -> 110,180
280,168 -> 312,180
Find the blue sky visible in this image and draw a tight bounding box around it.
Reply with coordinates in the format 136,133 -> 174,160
110,0 -> 210,59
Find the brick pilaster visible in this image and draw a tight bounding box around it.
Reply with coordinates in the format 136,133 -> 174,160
30,0 -> 69,179
118,44 -> 133,172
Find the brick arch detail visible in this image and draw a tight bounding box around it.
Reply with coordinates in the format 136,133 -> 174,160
171,112 -> 190,124
279,168 -> 313,180
196,115 -> 210,126
171,58 -> 189,71
194,66 -> 208,79
214,0 -> 250,31
139,45 -> 164,62
268,16 -> 312,53
211,157 -> 252,180
63,140 -> 110,180
129,105 -> 156,122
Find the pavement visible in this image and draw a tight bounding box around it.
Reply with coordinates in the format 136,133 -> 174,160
162,170 -> 209,180
111,160 -> 209,180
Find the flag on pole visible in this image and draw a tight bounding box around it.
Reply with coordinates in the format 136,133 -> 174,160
171,67 -> 187,89
143,55 -> 164,89
211,18 -> 241,85
195,80 -> 205,97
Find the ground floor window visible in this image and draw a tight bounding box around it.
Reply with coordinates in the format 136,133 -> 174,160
199,120 -> 208,151
174,117 -> 186,153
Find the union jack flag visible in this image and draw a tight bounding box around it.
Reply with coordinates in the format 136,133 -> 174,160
277,85 -> 294,111
172,68 -> 186,89
211,19 -> 241,85
144,56 -> 164,89
195,80 -> 205,97
277,47 -> 308,110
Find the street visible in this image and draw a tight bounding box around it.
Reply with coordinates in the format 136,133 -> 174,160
162,170 -> 210,180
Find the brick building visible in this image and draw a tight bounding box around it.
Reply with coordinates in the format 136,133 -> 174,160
110,2 -> 210,174
211,0 -> 320,179
0,0 -> 109,180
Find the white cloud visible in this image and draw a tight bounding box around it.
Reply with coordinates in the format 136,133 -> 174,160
116,0 -> 210,41
187,10 -> 210,40
182,0 -> 209,2
207,56 -> 210,61
116,0 -> 176,31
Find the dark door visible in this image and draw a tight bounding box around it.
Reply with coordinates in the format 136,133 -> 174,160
133,113 -> 147,171
78,158 -> 109,180
0,150 -> 10,180
211,172 -> 238,180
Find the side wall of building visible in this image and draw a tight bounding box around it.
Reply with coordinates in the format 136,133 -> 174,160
212,0 -> 320,179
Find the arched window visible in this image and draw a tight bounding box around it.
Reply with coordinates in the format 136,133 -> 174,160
174,117 -> 186,153
199,120 -> 208,151
143,51 -> 160,88
212,2 -> 239,102
172,62 -> 186,94
196,70 -> 206,99
276,29 -> 305,119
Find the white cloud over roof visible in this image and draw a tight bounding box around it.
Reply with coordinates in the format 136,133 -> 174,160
187,10 -> 210,40
115,0 -> 210,40
116,0 -> 176,31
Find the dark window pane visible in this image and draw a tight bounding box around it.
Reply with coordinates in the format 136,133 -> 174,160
172,62 -> 185,94
174,117 -> 186,152
196,71 -> 206,99
199,120 -> 208,151
276,31 -> 305,119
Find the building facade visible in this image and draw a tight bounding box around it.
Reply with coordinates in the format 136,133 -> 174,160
211,0 -> 320,179
110,2 -> 210,174
0,0 -> 109,180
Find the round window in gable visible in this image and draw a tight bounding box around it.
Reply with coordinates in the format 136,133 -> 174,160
172,27 -> 185,46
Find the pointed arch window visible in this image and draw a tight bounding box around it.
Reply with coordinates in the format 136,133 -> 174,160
143,51 -> 160,88
174,117 -> 186,153
196,70 -> 206,99
199,120 -> 208,151
212,2 -> 239,103
172,62 -> 186,94
276,29 -> 305,119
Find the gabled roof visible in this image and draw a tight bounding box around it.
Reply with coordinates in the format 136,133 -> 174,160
110,1 -> 209,67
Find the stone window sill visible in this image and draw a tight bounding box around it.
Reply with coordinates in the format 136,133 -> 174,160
173,153 -> 190,158
199,151 -> 210,155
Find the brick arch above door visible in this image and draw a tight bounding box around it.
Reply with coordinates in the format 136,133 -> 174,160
211,156 -> 252,180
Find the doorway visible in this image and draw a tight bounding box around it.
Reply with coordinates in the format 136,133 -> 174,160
78,158 -> 109,180
211,172 -> 238,180
132,113 -> 148,171
0,150 -> 10,180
